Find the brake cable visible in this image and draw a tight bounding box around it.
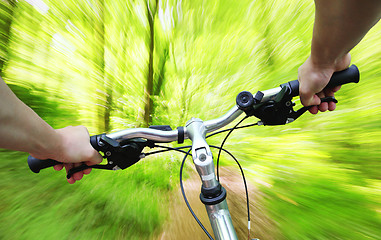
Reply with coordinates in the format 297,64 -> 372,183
143,145 -> 193,157
146,116 -> 258,240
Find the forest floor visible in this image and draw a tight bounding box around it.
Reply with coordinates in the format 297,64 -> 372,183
156,166 -> 278,240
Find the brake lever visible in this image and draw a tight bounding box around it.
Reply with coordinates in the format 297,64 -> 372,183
64,134 -> 153,179
287,96 -> 338,123
66,162 -> 117,179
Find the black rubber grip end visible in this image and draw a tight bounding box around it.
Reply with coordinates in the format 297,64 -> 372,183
28,155 -> 60,173
281,64 -> 360,97
326,65 -> 359,88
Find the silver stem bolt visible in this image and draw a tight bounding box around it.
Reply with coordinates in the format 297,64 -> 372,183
199,153 -> 207,162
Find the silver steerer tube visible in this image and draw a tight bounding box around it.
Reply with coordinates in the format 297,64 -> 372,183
206,201 -> 238,240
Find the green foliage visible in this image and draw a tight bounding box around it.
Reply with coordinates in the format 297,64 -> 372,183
0,0 -> 380,239
0,1 -> 13,71
234,132 -> 381,239
0,150 -> 177,239
8,83 -> 78,128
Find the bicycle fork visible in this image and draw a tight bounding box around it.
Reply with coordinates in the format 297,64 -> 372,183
186,118 -> 238,240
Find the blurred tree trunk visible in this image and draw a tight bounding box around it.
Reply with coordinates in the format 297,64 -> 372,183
151,46 -> 169,123
153,47 -> 168,96
95,0 -> 112,132
179,41 -> 192,126
143,0 -> 158,127
104,88 -> 112,132
258,0 -> 275,67
0,0 -> 17,74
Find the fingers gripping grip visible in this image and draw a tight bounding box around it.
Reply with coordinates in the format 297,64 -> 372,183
27,135 -> 99,174
282,65 -> 360,97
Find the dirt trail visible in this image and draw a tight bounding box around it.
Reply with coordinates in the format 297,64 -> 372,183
157,167 -> 277,240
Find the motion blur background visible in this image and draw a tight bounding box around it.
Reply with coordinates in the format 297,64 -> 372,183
0,0 -> 380,239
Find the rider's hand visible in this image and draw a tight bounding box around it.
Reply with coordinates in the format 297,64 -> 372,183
298,53 -> 351,114
30,126 -> 103,184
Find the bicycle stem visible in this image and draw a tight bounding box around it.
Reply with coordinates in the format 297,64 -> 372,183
186,117 -> 238,240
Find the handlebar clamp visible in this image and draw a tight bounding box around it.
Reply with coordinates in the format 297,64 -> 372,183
94,134 -> 150,169
64,134 -> 151,178
251,86 -> 294,125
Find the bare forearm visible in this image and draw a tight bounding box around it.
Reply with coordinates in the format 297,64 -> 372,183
312,0 -> 381,66
1,78 -> 102,183
0,78 -> 61,157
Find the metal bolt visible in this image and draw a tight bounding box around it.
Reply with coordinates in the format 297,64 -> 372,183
109,161 -> 113,165
99,141 -> 105,147
286,101 -> 292,107
105,151 -> 112,157
241,95 -> 248,103
199,153 -> 207,162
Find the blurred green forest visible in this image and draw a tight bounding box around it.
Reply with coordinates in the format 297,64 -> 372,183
0,0 -> 380,239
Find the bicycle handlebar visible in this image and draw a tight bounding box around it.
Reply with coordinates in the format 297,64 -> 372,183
27,65 -> 360,175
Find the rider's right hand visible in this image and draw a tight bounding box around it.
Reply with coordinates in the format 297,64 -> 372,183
298,53 -> 351,114
30,125 -> 103,184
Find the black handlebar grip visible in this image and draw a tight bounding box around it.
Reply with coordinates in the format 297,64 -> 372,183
27,155 -> 61,173
326,65 -> 359,89
282,64 -> 360,97
27,134 -> 102,174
